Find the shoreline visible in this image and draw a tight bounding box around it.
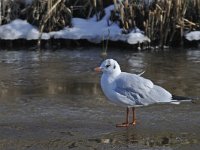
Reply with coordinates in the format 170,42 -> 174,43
0,39 -> 199,50
1,1 -> 200,49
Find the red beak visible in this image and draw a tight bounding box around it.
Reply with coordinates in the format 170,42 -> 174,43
94,67 -> 102,72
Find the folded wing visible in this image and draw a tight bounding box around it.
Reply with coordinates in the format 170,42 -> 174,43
114,72 -> 154,105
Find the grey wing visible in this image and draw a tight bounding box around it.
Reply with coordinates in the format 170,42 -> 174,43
114,88 -> 144,105
114,72 -> 154,105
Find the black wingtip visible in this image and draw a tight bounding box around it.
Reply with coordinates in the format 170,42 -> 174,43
172,95 -> 192,101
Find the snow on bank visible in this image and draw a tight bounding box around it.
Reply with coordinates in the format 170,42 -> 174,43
0,19 -> 49,40
185,31 -> 200,41
0,5 -> 150,44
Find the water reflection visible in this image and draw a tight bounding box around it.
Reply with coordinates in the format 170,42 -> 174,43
128,53 -> 146,73
0,48 -> 199,102
187,49 -> 200,63
0,47 -> 200,149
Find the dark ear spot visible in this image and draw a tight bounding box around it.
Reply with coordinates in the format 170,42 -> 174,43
113,64 -> 116,69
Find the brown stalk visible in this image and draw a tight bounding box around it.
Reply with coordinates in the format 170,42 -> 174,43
37,0 -> 62,47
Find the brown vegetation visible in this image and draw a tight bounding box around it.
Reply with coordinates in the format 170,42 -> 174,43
0,0 -> 199,47
110,0 -> 200,47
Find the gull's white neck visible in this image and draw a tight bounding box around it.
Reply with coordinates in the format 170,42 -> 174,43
103,69 -> 121,79
101,69 -> 121,90
100,70 -> 121,104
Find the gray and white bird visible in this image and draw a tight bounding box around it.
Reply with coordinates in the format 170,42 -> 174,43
95,59 -> 189,127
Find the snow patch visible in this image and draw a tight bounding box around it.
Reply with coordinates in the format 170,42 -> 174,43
185,31 -> 200,41
0,5 -> 150,44
0,19 -> 50,40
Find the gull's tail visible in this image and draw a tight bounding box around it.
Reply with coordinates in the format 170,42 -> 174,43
172,95 -> 192,101
170,95 -> 192,104
172,95 -> 200,104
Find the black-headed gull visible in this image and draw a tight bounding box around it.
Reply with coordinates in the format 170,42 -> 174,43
95,59 -> 189,127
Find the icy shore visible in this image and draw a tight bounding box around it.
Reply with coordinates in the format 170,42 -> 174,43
0,5 -> 150,45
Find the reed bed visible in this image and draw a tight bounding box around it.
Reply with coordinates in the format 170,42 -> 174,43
0,0 -> 199,47
146,0 -> 200,46
27,0 -> 72,33
111,0 -> 200,47
0,0 -> 21,25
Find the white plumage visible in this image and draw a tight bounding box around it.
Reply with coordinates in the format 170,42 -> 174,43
99,59 -> 174,107
95,59 -> 179,127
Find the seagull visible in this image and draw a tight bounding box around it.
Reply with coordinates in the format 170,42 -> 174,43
95,59 -> 190,127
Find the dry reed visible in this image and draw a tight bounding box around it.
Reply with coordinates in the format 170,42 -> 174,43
0,0 -> 199,47
0,0 -> 21,25
110,0 -> 199,47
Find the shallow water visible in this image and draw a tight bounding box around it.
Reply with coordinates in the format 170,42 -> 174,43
0,47 -> 199,149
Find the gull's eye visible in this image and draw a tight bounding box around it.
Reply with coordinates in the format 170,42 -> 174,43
106,64 -> 110,68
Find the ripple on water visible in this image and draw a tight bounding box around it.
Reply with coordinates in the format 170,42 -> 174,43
0,47 -> 200,149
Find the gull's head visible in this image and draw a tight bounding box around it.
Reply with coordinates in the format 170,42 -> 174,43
95,59 -> 121,75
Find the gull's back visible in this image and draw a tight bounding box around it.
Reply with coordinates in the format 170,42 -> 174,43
114,72 -> 172,106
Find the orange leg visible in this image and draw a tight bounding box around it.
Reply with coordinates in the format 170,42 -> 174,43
129,107 -> 136,126
116,107 -> 129,127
